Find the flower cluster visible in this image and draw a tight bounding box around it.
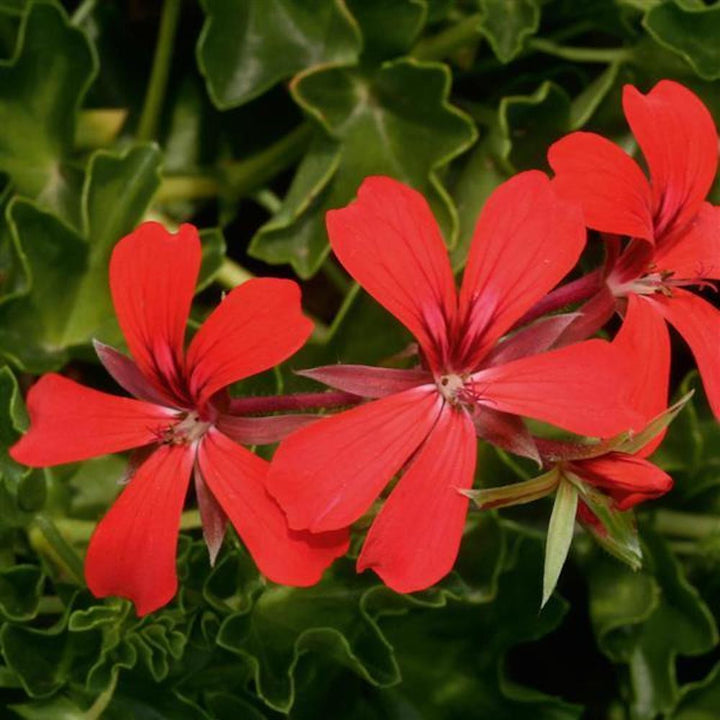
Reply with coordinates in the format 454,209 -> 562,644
11,79 -> 719,614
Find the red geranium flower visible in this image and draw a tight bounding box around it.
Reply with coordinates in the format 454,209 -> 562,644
548,80 -> 720,417
561,295 -> 674,511
267,173 -> 641,593
10,223 -> 348,616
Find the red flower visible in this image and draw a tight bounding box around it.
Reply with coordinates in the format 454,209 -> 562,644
267,173 -> 641,593
10,223 -> 348,616
566,295 -> 673,511
548,80 -> 720,417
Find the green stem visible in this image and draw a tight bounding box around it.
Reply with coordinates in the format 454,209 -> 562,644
321,259 -> 351,294
215,259 -> 254,289
527,38 -> 632,64
137,0 -> 183,141
31,515 -> 84,584
37,595 -> 65,615
655,509 -> 720,539
154,175 -> 221,203
253,188 -> 282,214
71,0 -> 96,25
411,12 -> 483,61
54,510 -> 204,543
84,669 -> 119,720
224,123 -> 312,197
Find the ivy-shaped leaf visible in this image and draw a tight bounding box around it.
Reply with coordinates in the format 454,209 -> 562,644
0,365 -> 27,482
0,598 -> 102,698
346,0 -> 426,61
477,0 -> 541,64
586,530 -> 718,719
644,1 -> 720,81
0,144 -> 162,370
380,533 -> 582,719
673,660 -> 720,720
0,565 -> 43,621
216,559 -> 401,713
250,59 -> 477,278
0,1 -> 96,208
197,0 -> 361,109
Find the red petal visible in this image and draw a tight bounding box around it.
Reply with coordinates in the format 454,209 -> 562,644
456,171 -> 586,370
215,413 -> 318,445
198,429 -> 348,585
470,340 -> 642,438
186,278 -> 312,408
85,444 -> 194,616
548,132 -> 654,240
10,374 -> 174,467
483,313 -> 580,368
298,364 -> 431,398
623,81 -> 718,238
552,286 -> 616,347
654,202 -> 720,280
110,223 -> 200,402
573,453 -> 672,510
471,406 -> 539,464
267,386 -> 443,532
357,407 -> 476,592
326,176 -> 456,372
93,340 -> 177,407
194,465 -> 227,566
614,294 -> 670,456
649,289 -> 720,419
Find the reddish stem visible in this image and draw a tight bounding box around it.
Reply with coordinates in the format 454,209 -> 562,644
516,270 -> 603,327
228,391 -> 362,415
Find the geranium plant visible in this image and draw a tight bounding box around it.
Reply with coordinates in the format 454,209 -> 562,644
0,2 -> 719,719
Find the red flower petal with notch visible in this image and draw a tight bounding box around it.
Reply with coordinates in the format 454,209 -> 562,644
10,222 -> 348,617
548,80 -> 720,418
267,173 -> 642,594
567,295 -> 673,511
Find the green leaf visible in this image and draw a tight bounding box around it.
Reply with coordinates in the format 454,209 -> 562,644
496,81 -> 571,172
477,0 -> 541,63
0,364 -> 27,482
0,565 -> 43,621
673,661 -> 720,720
568,62 -> 621,130
67,144 -> 163,346
250,59 -> 477,277
586,531 -> 718,718
197,0 -> 361,109
449,133 -> 509,269
542,478 -> 578,607
0,1 -> 96,206
216,559 -> 401,713
197,228 -> 226,291
644,1 -> 720,80
0,198 -> 86,371
346,0 -> 426,61
0,601 -> 101,698
0,144 -> 162,370
381,534 -> 581,719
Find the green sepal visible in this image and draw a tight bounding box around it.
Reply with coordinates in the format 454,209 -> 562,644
462,466 -> 560,510
542,477 -> 578,607
566,471 -> 642,571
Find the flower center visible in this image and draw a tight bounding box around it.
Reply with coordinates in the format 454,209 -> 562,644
437,373 -> 467,404
162,411 -> 211,445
